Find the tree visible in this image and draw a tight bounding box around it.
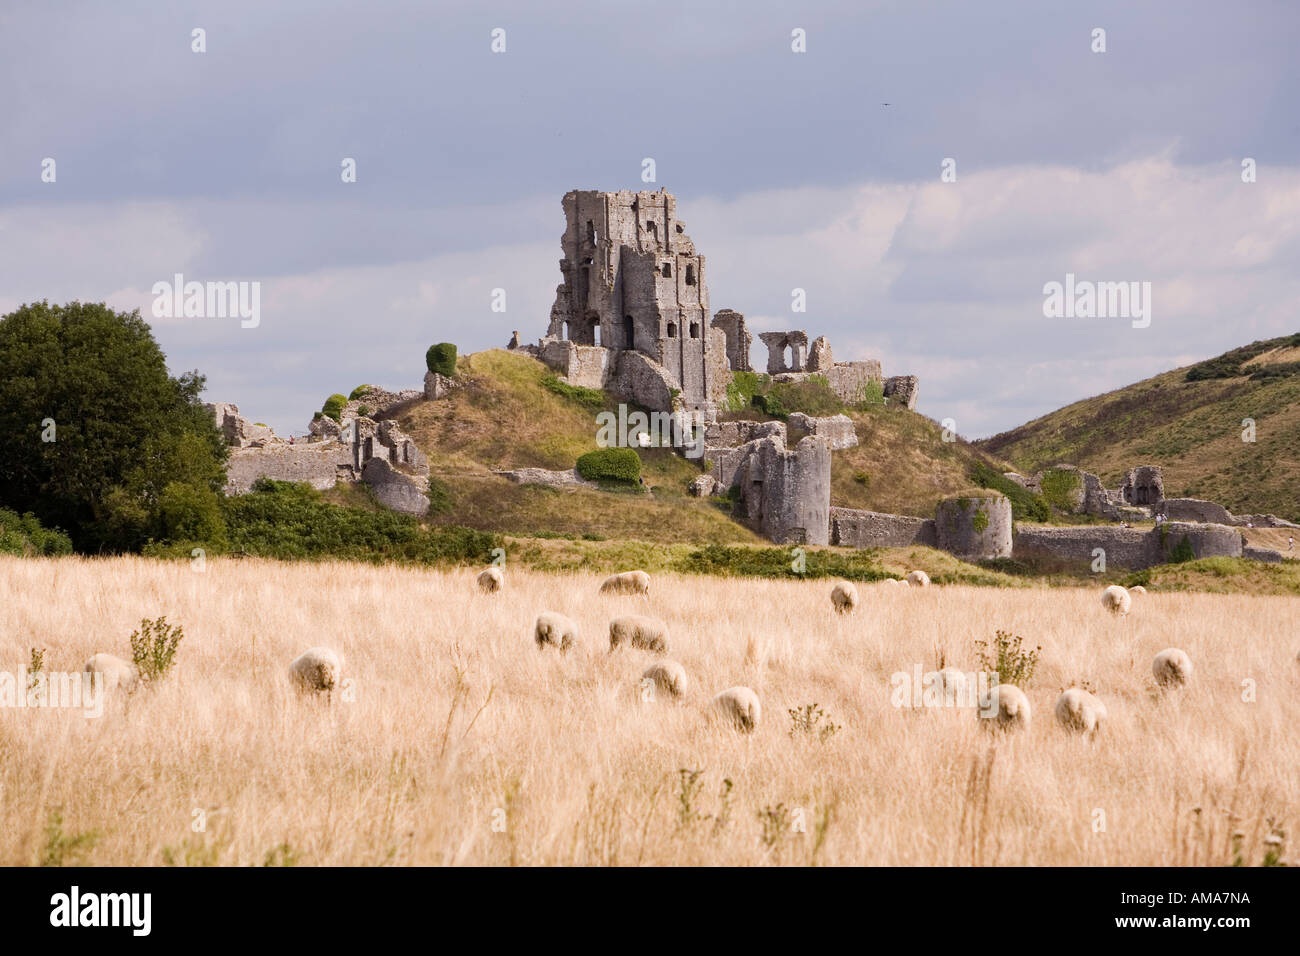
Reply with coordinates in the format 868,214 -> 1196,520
0,301 -> 228,551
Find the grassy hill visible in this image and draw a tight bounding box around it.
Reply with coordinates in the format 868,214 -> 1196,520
978,334 -> 1300,522
387,349 -> 1015,543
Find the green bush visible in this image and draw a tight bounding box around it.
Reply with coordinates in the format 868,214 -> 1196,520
1039,468 -> 1082,512
357,404 -> 371,418
853,379 -> 885,408
969,462 -> 1049,522
541,373 -> 606,411
426,343 -> 457,377
725,371 -> 766,412
0,507 -> 73,556
157,481 -> 227,548
576,447 -> 641,483
129,616 -> 184,683
1168,534 -> 1197,563
223,479 -> 497,565
676,544 -> 893,581
321,394 -> 347,422
348,384 -> 374,400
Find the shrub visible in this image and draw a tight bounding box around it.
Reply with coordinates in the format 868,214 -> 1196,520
426,342 -> 457,377
224,479 -> 496,565
0,507 -> 73,556
1168,534 -> 1197,563
974,629 -> 1041,687
576,447 -> 641,483
676,544 -> 891,581
972,509 -> 989,534
541,373 -> 605,411
852,471 -> 871,488
321,394 -> 347,422
969,462 -> 1049,523
357,404 -> 371,418
725,371 -> 766,411
157,481 -> 226,547
130,616 -> 185,683
765,379 -> 842,418
348,384 -> 374,401
853,379 -> 885,408
1039,468 -> 1082,512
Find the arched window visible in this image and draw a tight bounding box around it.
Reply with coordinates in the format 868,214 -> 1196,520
689,322 -> 700,339
661,262 -> 672,278
667,322 -> 677,338
685,264 -> 696,285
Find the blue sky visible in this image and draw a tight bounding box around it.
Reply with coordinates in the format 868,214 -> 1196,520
2,0 -> 1298,437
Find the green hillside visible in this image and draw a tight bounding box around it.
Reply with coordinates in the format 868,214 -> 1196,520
389,349 -> 1015,543
978,334 -> 1300,521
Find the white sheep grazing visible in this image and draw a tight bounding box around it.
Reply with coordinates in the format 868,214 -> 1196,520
476,567 -> 504,593
641,660 -> 688,698
1129,585 -> 1147,596
906,570 -> 930,588
830,580 -> 859,614
1152,648 -> 1192,688
288,647 -> 342,693
83,653 -> 138,693
1101,585 -> 1132,615
599,570 -> 651,596
712,686 -> 761,733
534,612 -> 577,652
1054,687 -> 1107,736
609,615 -> 669,653
983,683 -> 1031,732
881,578 -> 903,588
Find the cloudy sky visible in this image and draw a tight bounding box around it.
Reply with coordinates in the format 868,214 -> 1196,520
2,0 -> 1297,438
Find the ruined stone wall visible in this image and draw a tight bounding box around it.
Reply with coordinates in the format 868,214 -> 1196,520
225,443 -> 354,495
539,340 -> 610,390
1012,526 -> 1151,569
787,412 -> 858,450
935,494 -> 1012,558
882,375 -> 919,410
824,362 -> 884,404
1158,497 -> 1232,525
1153,522 -> 1242,562
736,434 -> 831,545
830,508 -> 936,548
710,309 -> 752,372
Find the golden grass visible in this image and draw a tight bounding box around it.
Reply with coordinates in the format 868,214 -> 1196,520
2,555 -> 1297,866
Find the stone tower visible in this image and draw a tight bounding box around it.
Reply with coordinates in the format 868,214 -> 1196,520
545,189 -> 728,412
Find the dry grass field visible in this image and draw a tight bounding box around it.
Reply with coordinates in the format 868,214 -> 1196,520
1,555 -> 1297,866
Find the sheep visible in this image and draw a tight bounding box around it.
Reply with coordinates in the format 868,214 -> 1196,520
983,683 -> 1031,732
830,580 -> 859,614
1152,648 -> 1192,688
711,686 -> 761,733
609,615 -> 669,654
1054,687 -> 1107,736
640,660 -> 688,699
534,611 -> 577,652
906,570 -> 930,588
476,567 -> 504,593
599,570 -> 651,596
1101,585 -> 1131,615
1129,585 -> 1147,596
288,647 -> 342,693
881,578 -> 903,588
83,653 -> 138,693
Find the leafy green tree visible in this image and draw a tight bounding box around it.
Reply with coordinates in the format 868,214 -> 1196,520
0,301 -> 228,551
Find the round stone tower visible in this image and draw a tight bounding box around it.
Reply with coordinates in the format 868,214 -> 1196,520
935,493 -> 1013,559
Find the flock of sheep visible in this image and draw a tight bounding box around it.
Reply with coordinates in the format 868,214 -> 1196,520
75,571 -> 1203,739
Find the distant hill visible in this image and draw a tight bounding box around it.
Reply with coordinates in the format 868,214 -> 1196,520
978,334 -> 1300,521
383,349 -> 1013,543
